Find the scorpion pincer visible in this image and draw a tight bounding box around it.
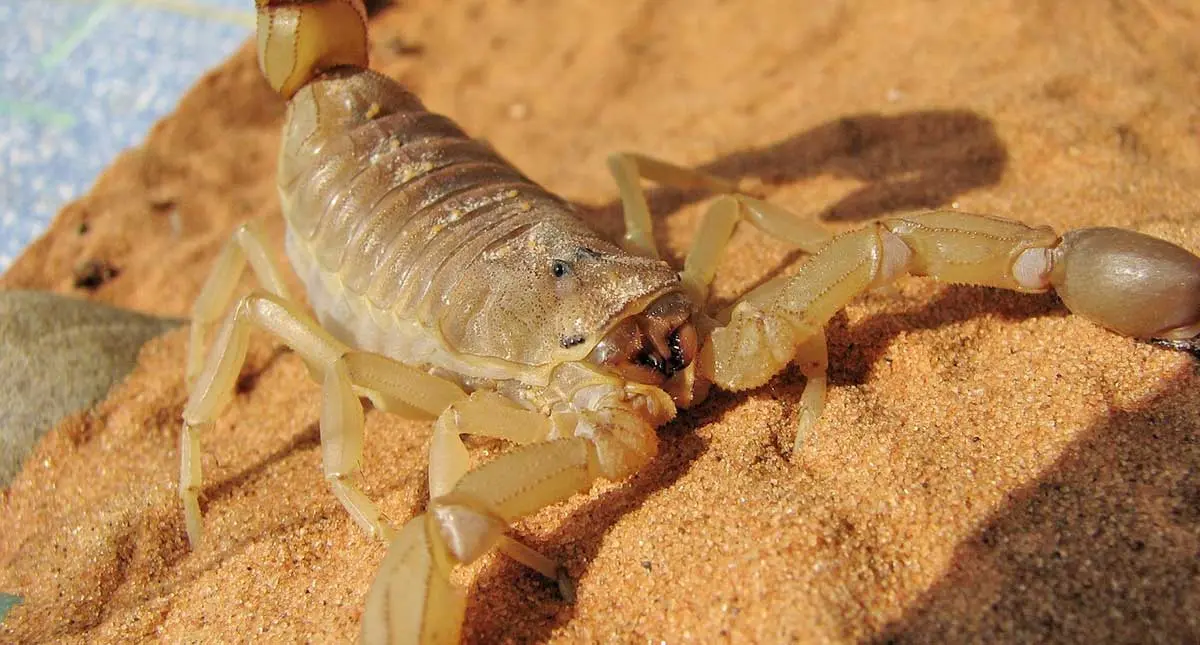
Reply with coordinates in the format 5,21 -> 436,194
177,0 -> 1200,642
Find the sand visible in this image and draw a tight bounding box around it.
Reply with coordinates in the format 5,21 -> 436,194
3,0 -> 1199,642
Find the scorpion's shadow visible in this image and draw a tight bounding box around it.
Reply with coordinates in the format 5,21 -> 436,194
466,108 -> 1011,641
872,364 -> 1200,643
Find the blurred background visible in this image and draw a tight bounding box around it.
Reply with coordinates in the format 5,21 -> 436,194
0,0 -> 253,269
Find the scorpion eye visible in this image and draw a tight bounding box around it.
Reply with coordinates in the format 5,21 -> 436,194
551,260 -> 570,278
560,334 -> 586,349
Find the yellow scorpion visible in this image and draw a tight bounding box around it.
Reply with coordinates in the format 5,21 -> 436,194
179,1 -> 1200,642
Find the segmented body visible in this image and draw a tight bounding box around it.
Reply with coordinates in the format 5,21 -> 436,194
279,68 -> 678,390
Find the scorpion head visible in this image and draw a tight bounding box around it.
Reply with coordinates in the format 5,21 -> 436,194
444,216 -> 710,407
586,290 -> 708,408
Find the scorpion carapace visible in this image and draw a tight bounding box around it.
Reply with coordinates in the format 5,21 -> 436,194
176,1 -> 1200,643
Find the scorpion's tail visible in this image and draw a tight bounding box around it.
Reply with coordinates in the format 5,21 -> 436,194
362,515 -> 466,645
255,0 -> 370,99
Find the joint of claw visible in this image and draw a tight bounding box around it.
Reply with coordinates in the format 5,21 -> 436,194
575,408 -> 658,481
1012,246 -> 1054,291
429,498 -> 506,565
873,228 -> 914,288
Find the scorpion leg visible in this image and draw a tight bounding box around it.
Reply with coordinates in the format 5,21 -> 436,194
364,406 -> 659,644
427,390 -> 552,498
702,210 -> 1200,442
677,192 -> 833,305
427,391 -> 576,590
182,291 -> 345,546
608,154 -> 835,438
678,193 -> 833,446
606,152 -> 831,262
341,351 -> 467,421
320,356 -> 399,542
186,219 -> 292,387
182,294 -> 465,547
607,152 -> 737,258
320,352 -> 474,543
791,332 -> 828,451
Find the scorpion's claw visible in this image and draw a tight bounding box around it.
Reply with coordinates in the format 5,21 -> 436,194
362,515 -> 465,645
1044,227 -> 1200,341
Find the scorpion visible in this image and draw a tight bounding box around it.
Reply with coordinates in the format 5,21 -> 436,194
179,1 -> 1200,642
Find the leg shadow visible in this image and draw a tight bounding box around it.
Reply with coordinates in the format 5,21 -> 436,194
578,108 -> 1008,241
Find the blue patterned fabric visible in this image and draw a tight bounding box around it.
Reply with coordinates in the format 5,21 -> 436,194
0,0 -> 252,269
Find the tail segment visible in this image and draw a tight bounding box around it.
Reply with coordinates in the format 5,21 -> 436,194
255,0 -> 370,99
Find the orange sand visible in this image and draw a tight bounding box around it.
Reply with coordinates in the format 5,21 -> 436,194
3,1 -> 1199,642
